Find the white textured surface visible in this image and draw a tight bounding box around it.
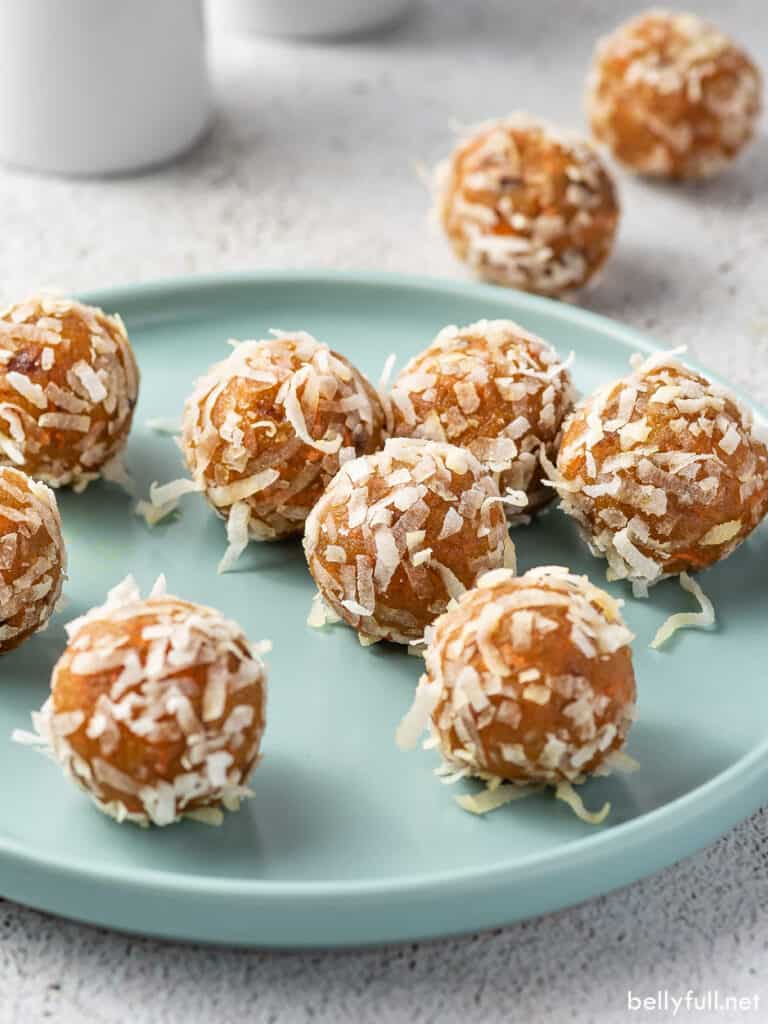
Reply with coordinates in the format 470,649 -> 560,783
1,2 -> 767,1020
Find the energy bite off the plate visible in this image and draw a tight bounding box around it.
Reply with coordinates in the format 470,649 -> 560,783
587,9 -> 762,180
14,576 -> 268,827
0,295 -> 139,490
548,349 -> 768,592
180,331 -> 386,570
398,566 -> 637,820
304,437 -> 513,645
434,114 -> 619,297
390,318 -> 574,518
0,466 -> 66,654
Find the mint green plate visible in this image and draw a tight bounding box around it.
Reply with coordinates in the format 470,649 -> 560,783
1,271 -> 766,949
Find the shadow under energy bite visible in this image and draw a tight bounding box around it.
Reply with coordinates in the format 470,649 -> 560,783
584,242 -> 692,333
639,131 -> 768,213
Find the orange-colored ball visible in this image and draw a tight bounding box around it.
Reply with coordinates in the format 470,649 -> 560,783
404,566 -> 636,786
436,114 -> 619,297
0,295 -> 139,489
182,331 -> 386,553
0,466 -> 65,653
587,10 -> 762,179
304,437 -> 511,645
390,319 -> 574,516
33,577 -> 267,826
553,351 -> 768,587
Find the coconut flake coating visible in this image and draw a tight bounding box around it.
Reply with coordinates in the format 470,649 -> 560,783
587,10 -> 762,179
20,577 -> 267,827
435,115 -> 619,298
552,351 -> 768,587
182,331 -> 386,544
0,466 -> 66,653
413,566 -> 636,785
0,295 -> 139,489
304,437 -> 511,645
390,319 -> 574,516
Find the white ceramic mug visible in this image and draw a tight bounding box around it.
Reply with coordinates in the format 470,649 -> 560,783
207,0 -> 413,39
0,0 -> 211,176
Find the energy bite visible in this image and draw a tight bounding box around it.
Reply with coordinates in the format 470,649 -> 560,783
398,566 -> 636,819
549,350 -> 768,591
390,319 -> 574,517
180,331 -> 386,570
14,576 -> 268,827
587,9 -> 762,179
0,295 -> 139,490
304,437 -> 512,645
435,114 -> 619,297
0,466 -> 66,653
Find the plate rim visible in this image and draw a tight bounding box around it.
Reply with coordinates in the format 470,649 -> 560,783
2,269 -> 767,944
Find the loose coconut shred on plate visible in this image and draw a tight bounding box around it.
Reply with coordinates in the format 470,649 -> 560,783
651,571 -> 715,649
14,575 -> 269,827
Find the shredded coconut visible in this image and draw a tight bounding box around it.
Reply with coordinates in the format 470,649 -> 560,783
218,501 -> 251,574
650,571 -> 715,649
554,781 -> 610,824
455,782 -> 538,815
135,478 -> 201,526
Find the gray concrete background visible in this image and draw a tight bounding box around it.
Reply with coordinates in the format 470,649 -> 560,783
1,2 -> 767,1021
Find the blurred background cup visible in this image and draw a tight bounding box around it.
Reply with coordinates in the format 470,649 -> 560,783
206,0 -> 414,39
0,0 -> 211,177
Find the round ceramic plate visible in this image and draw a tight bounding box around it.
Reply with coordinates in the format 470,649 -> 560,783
1,271 -> 766,949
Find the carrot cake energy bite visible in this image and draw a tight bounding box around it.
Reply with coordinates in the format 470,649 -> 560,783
390,319 -> 574,517
14,576 -> 268,827
550,350 -> 768,592
397,566 -> 636,820
435,115 -> 619,297
0,295 -> 139,490
587,10 -> 762,179
0,466 -> 66,653
179,331 -> 386,571
304,437 -> 512,645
